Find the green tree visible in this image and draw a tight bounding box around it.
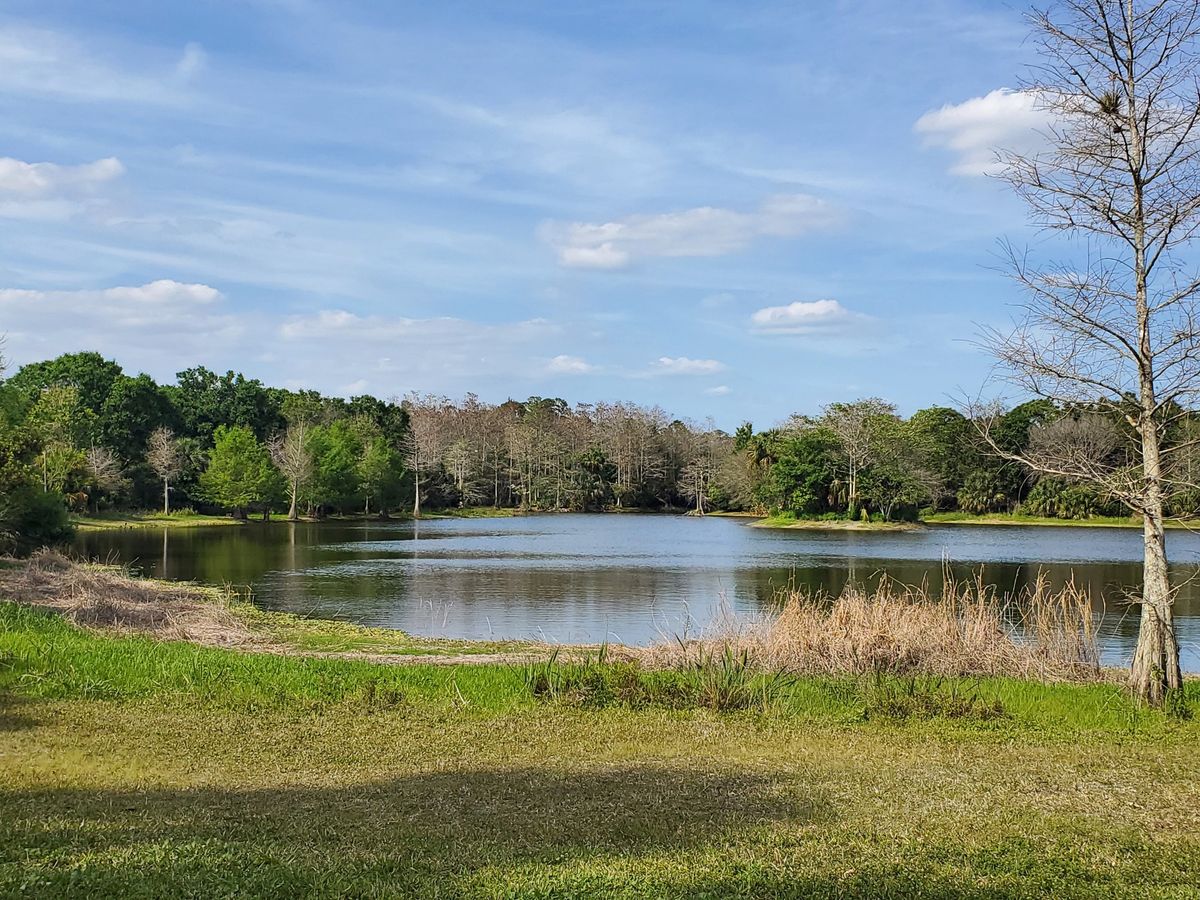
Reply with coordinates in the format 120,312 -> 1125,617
98,373 -> 176,460
358,437 -> 405,517
8,352 -> 123,415
199,425 -> 276,519
306,420 -> 363,514
169,367 -> 283,443
26,385 -> 94,495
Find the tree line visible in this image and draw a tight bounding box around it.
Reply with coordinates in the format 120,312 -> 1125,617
3,348 -> 1192,550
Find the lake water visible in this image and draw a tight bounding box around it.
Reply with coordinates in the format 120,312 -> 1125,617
72,514 -> 1200,671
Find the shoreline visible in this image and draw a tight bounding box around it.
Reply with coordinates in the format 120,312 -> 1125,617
71,508 -> 1200,534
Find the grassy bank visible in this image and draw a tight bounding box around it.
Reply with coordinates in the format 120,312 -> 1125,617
2,605 -> 1198,897
923,511 -> 1138,528
70,510 -> 244,530
749,510 -> 1200,531
753,512 -> 920,531
2,555 -> 1200,897
73,506 -> 525,530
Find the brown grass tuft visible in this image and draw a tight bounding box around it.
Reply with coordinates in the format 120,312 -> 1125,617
639,574 -> 1103,682
0,549 -> 260,648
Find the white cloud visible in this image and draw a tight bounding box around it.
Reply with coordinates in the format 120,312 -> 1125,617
543,193 -> 841,269
0,281 -> 563,396
0,157 -> 124,196
914,88 -> 1052,176
750,299 -> 862,334
0,156 -> 125,222
103,279 -> 220,305
547,354 -> 596,374
649,356 -> 727,376
705,385 -> 732,396
0,280 -> 241,353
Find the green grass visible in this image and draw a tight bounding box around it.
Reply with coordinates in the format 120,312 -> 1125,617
754,511 -> 920,531
231,599 -> 540,658
2,603 -> 1199,897
71,509 -> 244,530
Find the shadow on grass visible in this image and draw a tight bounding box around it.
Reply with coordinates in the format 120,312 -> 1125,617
3,764 -> 1192,897
0,691 -> 37,733
0,764 -> 827,894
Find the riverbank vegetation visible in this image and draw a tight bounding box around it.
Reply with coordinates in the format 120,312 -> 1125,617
5,349 -> 1197,555
1,556 -> 1198,896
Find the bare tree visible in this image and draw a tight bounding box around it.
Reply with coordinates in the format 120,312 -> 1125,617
404,393 -> 450,517
84,446 -> 125,509
269,421 -> 313,521
982,0 -> 1200,702
146,427 -> 184,515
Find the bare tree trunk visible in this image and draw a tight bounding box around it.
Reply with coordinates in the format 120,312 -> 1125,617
287,481 -> 298,521
1128,138 -> 1183,702
413,471 -> 421,518
1131,431 -> 1183,702
163,478 -> 170,515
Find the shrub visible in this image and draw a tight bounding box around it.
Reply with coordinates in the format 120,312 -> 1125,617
0,486 -> 74,553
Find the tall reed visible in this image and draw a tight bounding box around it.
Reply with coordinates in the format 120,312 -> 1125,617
639,573 -> 1102,682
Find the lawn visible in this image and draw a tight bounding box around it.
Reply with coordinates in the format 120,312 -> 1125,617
2,602 -> 1198,898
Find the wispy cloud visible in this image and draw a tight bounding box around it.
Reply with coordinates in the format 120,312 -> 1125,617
546,354 -> 597,375
647,356 -> 727,376
543,194 -> 842,269
0,25 -> 197,106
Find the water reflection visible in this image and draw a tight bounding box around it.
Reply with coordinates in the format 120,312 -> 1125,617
72,514 -> 1200,670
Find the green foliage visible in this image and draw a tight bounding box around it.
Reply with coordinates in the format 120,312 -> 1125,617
168,367 -> 283,443
306,420 -> 363,513
1022,478 -> 1122,520
908,406 -> 981,510
7,351 -> 123,415
860,675 -> 1007,722
199,425 -> 277,516
525,644 -> 789,713
568,446 -> 616,510
0,486 -> 74,551
957,470 -> 1011,514
98,373 -> 177,460
358,437 -> 405,515
754,428 -> 838,514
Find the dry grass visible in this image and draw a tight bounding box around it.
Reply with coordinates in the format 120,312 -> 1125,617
0,549 -> 260,648
640,574 -> 1103,682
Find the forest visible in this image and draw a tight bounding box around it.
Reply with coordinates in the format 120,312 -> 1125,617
0,348 -> 1188,550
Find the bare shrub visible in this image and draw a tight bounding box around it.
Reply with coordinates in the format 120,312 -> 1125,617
639,574 -> 1102,683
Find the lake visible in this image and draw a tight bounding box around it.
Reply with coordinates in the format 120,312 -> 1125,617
72,514 -> 1200,671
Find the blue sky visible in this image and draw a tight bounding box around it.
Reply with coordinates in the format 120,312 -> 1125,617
0,0 -> 1052,428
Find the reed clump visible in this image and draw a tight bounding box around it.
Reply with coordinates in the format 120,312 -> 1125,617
0,548 -> 257,647
525,644 -> 788,712
641,575 -> 1103,683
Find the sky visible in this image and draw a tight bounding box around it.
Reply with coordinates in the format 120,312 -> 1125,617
0,0 -> 1056,428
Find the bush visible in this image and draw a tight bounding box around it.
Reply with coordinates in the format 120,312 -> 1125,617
525,644 -> 789,713
860,675 -> 1006,722
0,486 -> 74,553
